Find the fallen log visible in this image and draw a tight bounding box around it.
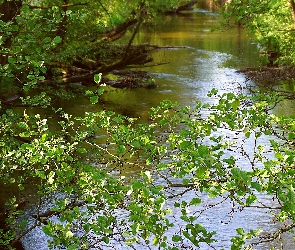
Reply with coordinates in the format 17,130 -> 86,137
43,44 -> 153,85
176,0 -> 198,12
166,0 -> 198,13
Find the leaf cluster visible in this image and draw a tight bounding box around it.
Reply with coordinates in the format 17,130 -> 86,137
222,0 -> 295,65
1,86 -> 295,249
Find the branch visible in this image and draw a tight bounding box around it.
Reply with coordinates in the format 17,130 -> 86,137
245,205 -> 281,210
29,3 -> 88,9
41,59 -> 125,85
11,220 -> 42,247
168,183 -> 197,188
167,186 -> 195,199
97,0 -> 112,23
32,200 -> 88,221
41,43 -> 152,85
250,223 -> 295,246
85,140 -> 143,168
124,62 -> 170,69
122,4 -> 146,60
144,44 -> 189,49
102,19 -> 137,41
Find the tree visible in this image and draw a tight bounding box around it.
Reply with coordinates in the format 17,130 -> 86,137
222,0 -> 295,65
0,0 -> 184,102
2,0 -> 295,249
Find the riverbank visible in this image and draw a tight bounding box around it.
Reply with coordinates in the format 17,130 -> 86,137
238,66 -> 295,83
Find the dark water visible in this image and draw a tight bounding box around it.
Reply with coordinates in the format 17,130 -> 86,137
19,8 -> 295,250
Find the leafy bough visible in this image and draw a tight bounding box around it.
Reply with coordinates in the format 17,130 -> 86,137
1,83 -> 295,249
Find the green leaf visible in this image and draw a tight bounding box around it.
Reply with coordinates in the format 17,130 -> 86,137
117,144 -> 126,154
85,90 -> 93,95
125,237 -> 138,245
42,225 -> 55,237
246,194 -> 257,205
97,87 -> 104,95
157,163 -> 168,170
18,184 -> 24,191
172,235 -> 182,242
131,140 -> 141,148
133,181 -> 144,191
68,244 -> 78,250
17,121 -> 28,129
251,182 -> 262,192
19,132 -> 31,137
196,166 -> 207,179
180,129 -> 190,137
180,140 -> 192,150
231,168 -> 249,184
52,36 -> 62,44
288,132 -> 295,140
90,96 -> 99,104
189,198 -> 202,206
84,165 -> 94,172
43,37 -> 51,43
174,202 -> 180,207
94,73 -> 102,84
153,237 -> 159,245
21,4 -> 30,12
11,25 -> 19,31
102,236 -> 110,244
223,157 -> 235,165
236,228 -> 245,235
198,145 -> 209,157
8,57 -> 16,64
245,131 -> 251,138
41,133 -> 47,142
36,170 -> 46,179
231,99 -> 240,111
77,147 -> 87,153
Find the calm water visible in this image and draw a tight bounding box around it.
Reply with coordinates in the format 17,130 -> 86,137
59,10 -> 261,119
20,8 -> 295,250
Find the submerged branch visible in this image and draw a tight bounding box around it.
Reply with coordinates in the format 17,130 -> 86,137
41,60 -> 125,85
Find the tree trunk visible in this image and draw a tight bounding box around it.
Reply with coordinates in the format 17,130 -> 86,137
103,19 -> 137,41
289,0 -> 295,30
56,0 -> 68,44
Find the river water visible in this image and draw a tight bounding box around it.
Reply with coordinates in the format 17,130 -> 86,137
20,7 -> 295,250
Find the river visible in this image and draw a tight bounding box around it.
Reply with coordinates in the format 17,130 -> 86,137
19,5 -> 295,250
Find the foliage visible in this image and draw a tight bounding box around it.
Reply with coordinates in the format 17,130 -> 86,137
2,0 -> 295,249
0,0 -> 183,99
1,78 -> 295,249
222,0 -> 295,65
